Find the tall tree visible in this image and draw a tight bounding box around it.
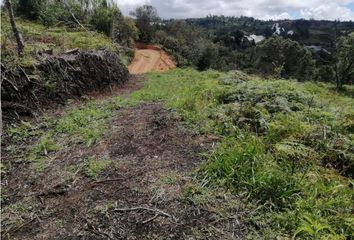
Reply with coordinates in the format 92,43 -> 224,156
130,5 -> 160,43
334,34 -> 354,90
17,0 -> 43,20
5,0 -> 25,56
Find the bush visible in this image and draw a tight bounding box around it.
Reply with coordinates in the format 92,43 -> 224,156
113,15 -> 139,47
16,0 -> 43,20
130,5 -> 160,43
254,36 -> 315,80
90,4 -> 119,36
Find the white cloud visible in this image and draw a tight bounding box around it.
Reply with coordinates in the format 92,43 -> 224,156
115,0 -> 354,20
300,3 -> 354,20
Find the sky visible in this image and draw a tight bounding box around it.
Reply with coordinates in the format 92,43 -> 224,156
115,0 -> 354,20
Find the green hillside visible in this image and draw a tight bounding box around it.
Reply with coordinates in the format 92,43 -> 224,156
3,68 -> 353,239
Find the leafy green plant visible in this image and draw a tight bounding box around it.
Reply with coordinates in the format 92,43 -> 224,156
293,215 -> 334,239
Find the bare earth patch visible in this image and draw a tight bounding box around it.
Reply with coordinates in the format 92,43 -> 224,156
2,103 -> 248,239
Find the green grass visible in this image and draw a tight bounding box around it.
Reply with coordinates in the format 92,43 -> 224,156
3,67 -> 353,238
128,68 -> 354,239
55,103 -> 113,146
86,159 -> 111,178
1,197 -> 38,232
1,15 -> 121,66
4,98 -> 122,176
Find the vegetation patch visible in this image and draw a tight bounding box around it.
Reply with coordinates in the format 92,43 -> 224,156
129,68 -> 354,239
56,103 -> 112,146
86,159 -> 112,178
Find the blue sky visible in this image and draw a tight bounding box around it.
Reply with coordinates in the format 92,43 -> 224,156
116,0 -> 354,20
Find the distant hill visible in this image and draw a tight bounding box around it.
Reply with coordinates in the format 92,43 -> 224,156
183,16 -> 354,51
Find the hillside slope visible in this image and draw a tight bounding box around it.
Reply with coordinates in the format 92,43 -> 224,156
2,67 -> 353,239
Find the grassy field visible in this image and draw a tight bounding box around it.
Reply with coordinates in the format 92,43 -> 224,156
3,68 -> 353,238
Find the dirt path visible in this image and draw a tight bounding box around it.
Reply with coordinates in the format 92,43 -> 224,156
128,44 -> 176,74
2,102 -> 246,239
2,56 -> 248,239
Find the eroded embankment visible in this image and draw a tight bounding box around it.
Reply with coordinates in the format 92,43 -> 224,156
1,50 -> 129,122
128,43 -> 176,74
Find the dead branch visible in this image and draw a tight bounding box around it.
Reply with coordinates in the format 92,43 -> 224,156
92,178 -> 124,184
65,48 -> 80,54
2,217 -> 37,235
18,66 -> 31,82
113,206 -> 177,222
142,214 -> 159,224
62,1 -> 91,34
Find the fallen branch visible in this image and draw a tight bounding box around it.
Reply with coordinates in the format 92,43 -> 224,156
2,217 -> 37,235
65,48 -> 79,54
92,178 -> 124,184
113,206 -> 177,222
83,217 -> 114,240
142,214 -> 159,224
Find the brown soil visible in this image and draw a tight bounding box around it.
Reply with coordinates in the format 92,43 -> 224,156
128,43 -> 176,74
2,102 -> 247,239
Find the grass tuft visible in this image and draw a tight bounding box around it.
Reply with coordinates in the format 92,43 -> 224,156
86,159 -> 111,178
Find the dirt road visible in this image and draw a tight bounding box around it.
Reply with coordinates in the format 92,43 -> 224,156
128,44 -> 176,74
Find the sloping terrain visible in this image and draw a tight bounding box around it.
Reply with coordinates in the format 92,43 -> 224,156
1,71 -> 247,239
2,103 -> 241,239
128,43 -> 176,74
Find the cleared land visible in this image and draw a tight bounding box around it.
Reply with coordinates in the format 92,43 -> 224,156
128,43 -> 176,74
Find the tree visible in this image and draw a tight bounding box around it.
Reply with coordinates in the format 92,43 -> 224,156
254,36 -> 314,80
197,42 -> 219,70
90,1 -> 119,36
5,0 -> 25,56
16,0 -> 43,20
334,34 -> 354,90
130,5 -> 160,43
113,15 -> 139,47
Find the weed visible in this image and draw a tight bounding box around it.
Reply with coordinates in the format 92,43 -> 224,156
56,104 -> 111,146
86,159 -> 111,178
31,158 -> 48,173
6,121 -> 41,142
293,215 -> 335,239
29,133 -> 60,158
160,172 -> 180,185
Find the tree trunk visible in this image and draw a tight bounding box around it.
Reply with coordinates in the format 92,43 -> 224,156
5,0 -> 25,56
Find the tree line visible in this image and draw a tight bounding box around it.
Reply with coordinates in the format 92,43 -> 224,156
134,6 -> 354,89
